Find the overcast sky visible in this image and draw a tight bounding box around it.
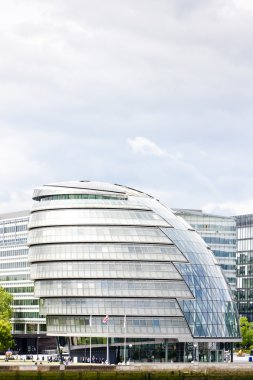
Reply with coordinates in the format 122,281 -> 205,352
1,0 -> 253,216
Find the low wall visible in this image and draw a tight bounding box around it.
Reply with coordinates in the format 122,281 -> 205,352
0,362 -> 252,379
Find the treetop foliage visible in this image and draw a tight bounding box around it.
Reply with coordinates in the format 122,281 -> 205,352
0,287 -> 13,350
0,287 -> 12,320
240,316 -> 253,348
0,320 -> 13,351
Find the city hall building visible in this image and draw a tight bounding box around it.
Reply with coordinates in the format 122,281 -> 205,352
26,181 -> 240,362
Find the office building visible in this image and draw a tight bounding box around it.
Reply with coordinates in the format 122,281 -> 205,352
0,211 -> 47,354
174,210 -> 237,294
236,214 -> 253,322
28,181 -> 240,362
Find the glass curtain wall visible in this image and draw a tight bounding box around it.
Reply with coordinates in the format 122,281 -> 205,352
236,215 -> 253,321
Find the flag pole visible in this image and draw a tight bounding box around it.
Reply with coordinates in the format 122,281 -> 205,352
123,315 -> 126,364
103,315 -> 110,364
106,322 -> 109,364
89,315 -> 92,364
90,336 -> 91,364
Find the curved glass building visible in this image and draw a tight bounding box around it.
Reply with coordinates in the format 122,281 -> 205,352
28,181 -> 240,361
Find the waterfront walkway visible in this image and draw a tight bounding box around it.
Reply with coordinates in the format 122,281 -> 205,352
0,358 -> 253,372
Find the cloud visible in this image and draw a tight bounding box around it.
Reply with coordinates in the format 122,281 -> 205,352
203,200 -> 253,217
128,137 -> 167,157
0,190 -> 32,214
0,1 -> 253,216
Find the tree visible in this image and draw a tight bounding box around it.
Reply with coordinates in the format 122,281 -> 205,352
0,287 -> 12,320
240,316 -> 253,348
0,287 -> 13,351
0,320 -> 13,351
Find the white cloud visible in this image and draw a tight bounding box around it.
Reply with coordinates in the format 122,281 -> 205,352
128,137 -> 167,157
0,190 -> 32,214
0,1 -> 253,215
202,200 -> 253,216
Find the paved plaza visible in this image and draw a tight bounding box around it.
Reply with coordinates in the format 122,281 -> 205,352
0,356 -> 253,374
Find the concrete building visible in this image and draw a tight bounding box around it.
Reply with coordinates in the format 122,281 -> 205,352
27,181 -> 240,362
174,210 -> 237,294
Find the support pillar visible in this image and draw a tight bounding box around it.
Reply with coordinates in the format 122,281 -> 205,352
67,337 -> 71,357
230,342 -> 233,363
56,337 -> 63,364
165,339 -> 168,362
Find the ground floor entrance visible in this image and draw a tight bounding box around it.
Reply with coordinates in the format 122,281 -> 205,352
69,338 -> 233,364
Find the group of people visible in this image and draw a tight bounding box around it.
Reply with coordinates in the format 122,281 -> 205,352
7,354 -> 72,364
82,356 -> 106,364
48,355 -> 72,365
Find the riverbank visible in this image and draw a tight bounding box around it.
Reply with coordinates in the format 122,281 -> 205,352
0,361 -> 253,379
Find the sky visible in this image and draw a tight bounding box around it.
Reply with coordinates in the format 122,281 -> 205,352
1,0 -> 253,216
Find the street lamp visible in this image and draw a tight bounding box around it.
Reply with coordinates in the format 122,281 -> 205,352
37,337 -> 40,360
193,343 -> 198,362
129,344 -> 132,363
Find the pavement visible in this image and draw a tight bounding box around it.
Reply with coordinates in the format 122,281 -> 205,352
0,355 -> 252,371
233,353 -> 252,363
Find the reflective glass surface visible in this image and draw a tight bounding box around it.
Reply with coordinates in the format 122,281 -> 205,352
31,261 -> 181,280
35,279 -> 193,298
236,215 -> 253,321
29,209 -> 169,228
163,228 -> 240,338
28,226 -> 171,245
40,298 -> 183,316
31,199 -> 150,212
28,181 -> 240,340
46,316 -> 191,338
29,243 -> 186,263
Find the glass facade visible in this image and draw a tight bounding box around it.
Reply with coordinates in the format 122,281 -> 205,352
46,316 -> 190,337
31,261 -> 182,280
28,181 -> 240,355
29,243 -> 186,263
174,209 -> 237,294
236,214 -> 253,321
40,298 -> 183,316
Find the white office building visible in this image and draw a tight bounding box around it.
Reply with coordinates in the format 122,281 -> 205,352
0,211 -> 49,354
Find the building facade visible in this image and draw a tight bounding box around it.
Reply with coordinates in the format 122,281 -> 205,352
174,210 -> 237,294
0,211 -> 47,353
28,181 -> 240,362
236,214 -> 253,322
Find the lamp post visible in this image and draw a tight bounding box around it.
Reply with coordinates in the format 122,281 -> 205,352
36,337 -> 40,360
84,339 -> 87,361
129,344 -> 132,363
193,343 -> 198,362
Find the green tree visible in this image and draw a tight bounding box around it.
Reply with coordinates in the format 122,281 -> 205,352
0,287 -> 12,320
240,316 -> 253,348
0,287 -> 13,351
0,320 -> 13,351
